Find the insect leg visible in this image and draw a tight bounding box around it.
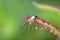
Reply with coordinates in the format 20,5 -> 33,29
20,22 -> 29,31
33,23 -> 38,31
24,22 -> 29,31
29,22 -> 33,32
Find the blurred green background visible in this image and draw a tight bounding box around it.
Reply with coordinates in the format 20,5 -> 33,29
0,0 -> 60,40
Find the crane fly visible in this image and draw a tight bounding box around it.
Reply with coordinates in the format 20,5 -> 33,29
24,16 -> 60,40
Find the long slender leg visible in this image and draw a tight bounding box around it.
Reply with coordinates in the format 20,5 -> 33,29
28,22 -> 32,32
25,22 -> 32,32
33,23 -> 38,32
24,22 -> 30,31
20,22 -> 29,31
27,22 -> 35,33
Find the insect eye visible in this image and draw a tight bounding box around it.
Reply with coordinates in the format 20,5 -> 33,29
35,16 -> 38,19
35,16 -> 38,17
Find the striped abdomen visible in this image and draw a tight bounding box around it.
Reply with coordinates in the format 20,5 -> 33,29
35,19 -> 60,36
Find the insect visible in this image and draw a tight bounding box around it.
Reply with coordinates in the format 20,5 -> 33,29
24,16 -> 60,40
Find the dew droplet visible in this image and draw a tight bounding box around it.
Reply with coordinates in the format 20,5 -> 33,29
49,30 -> 53,33
29,22 -> 31,24
35,27 -> 38,30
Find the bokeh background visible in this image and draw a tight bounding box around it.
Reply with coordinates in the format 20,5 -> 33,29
0,0 -> 60,40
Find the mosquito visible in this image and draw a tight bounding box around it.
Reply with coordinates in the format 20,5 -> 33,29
24,16 -> 60,40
